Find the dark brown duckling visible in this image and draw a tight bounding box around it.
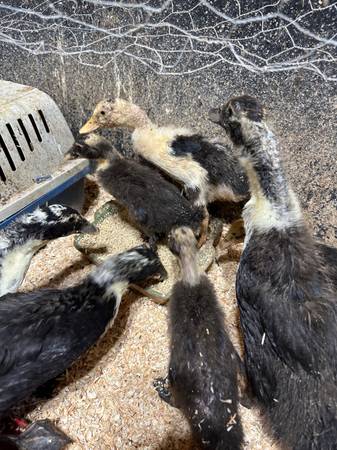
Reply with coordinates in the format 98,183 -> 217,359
0,204 -> 96,297
210,95 -> 337,450
154,227 -> 244,450
67,134 -> 204,248
0,245 -> 166,449
79,99 -> 249,247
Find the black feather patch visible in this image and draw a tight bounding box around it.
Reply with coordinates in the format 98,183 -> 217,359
171,135 -> 203,156
164,275 -> 244,449
237,225 -> 337,449
171,134 -> 249,197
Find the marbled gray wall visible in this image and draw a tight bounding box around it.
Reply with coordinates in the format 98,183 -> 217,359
0,1 -> 336,243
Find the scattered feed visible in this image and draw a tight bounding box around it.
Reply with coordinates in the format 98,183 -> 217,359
75,200 -> 217,303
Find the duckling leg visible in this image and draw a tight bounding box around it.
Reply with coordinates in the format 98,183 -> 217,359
236,355 -> 254,410
228,218 -> 245,239
215,218 -> 245,262
197,208 -> 209,248
153,376 -> 176,408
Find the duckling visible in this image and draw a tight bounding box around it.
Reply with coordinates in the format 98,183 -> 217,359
79,99 -> 249,247
210,95 -> 337,450
0,204 -> 96,297
0,245 -> 166,420
210,95 -> 337,280
67,134 -> 204,248
154,227 -> 244,450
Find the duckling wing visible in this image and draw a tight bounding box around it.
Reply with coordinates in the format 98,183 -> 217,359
246,284 -> 337,375
142,184 -> 201,233
171,135 -> 203,156
172,135 -> 249,196
106,160 -> 202,235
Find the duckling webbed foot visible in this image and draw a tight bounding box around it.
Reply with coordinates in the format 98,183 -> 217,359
153,377 -> 176,407
7,419 -> 71,450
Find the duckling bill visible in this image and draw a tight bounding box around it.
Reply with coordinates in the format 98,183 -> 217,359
0,205 -> 96,297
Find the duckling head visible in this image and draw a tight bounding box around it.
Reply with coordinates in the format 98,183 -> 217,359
91,245 -> 167,293
168,226 -> 197,257
209,95 -> 265,146
80,99 -> 151,134
0,205 -> 96,296
168,227 -> 200,285
66,134 -> 122,164
17,204 -> 97,242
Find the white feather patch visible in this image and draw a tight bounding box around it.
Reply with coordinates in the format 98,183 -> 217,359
240,157 -> 302,245
102,281 -> 128,335
132,126 -> 208,200
0,240 -> 46,296
49,204 -> 68,216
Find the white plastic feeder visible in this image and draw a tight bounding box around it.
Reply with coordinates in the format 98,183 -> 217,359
0,80 -> 90,228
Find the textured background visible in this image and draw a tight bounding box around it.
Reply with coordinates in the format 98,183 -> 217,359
0,1 -> 335,243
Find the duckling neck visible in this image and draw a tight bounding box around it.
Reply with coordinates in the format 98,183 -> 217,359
127,114 -> 153,131
240,124 -> 302,235
179,250 -> 200,286
0,239 -> 45,296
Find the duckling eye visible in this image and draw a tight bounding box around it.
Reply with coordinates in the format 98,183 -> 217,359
100,111 -> 106,115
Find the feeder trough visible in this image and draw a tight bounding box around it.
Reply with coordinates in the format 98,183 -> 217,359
0,80 -> 91,229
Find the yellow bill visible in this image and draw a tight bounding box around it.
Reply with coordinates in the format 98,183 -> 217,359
79,117 -> 99,134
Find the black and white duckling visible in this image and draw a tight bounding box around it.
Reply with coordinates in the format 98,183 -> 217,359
67,134 -> 204,248
210,95 -> 337,450
154,227 -> 244,450
0,204 -> 96,297
79,99 -> 249,246
0,245 -> 166,445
